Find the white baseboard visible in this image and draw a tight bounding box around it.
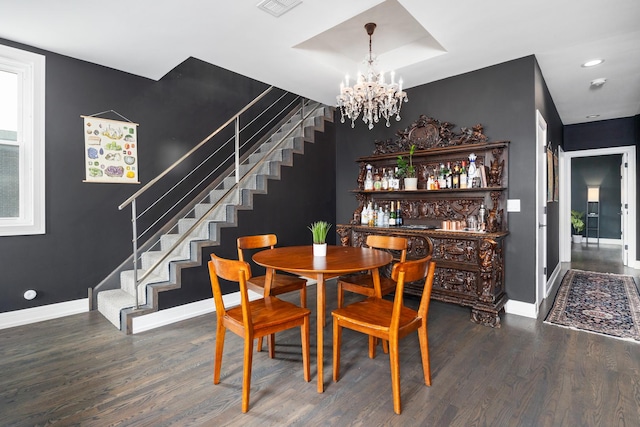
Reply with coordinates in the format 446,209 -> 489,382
132,290 -> 262,334
504,299 -> 537,319
0,299 -> 88,330
546,262 -> 562,298
133,278 -> 317,334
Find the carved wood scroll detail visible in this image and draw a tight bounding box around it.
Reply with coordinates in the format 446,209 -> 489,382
374,115 -> 489,154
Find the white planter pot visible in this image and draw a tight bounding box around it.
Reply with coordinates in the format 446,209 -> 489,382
313,243 -> 327,257
404,177 -> 418,191
572,235 -> 583,244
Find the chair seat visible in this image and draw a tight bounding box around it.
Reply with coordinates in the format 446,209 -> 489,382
338,273 -> 397,296
247,273 -> 306,296
226,296 -> 311,336
332,297 -> 420,334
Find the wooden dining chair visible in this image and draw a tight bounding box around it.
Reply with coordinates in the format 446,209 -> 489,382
336,234 -> 408,356
237,234 -> 307,355
332,256 -> 436,415
336,234 -> 408,309
208,254 -> 310,413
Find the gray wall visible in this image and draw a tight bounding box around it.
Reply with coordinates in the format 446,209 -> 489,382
564,116 -> 640,255
0,38 -> 336,314
571,155 -> 622,240
336,56 -> 548,304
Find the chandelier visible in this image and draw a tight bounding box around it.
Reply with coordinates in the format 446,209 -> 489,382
337,22 -> 408,130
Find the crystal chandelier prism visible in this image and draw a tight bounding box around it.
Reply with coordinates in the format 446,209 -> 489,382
337,23 -> 408,130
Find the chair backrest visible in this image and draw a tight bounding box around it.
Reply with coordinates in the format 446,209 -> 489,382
365,234 -> 408,263
208,254 -> 254,327
237,234 -> 278,262
390,256 -> 436,328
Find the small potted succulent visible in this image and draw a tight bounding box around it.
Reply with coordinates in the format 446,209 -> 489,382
571,210 -> 585,243
397,144 -> 417,190
308,220 -> 331,256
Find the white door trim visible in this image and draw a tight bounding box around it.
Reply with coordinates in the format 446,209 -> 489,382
535,110 -> 547,313
559,146 -> 637,268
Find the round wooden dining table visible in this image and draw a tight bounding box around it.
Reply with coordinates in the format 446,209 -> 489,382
253,245 -> 393,393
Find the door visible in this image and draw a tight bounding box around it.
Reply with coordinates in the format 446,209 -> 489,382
535,111 -> 547,310
621,153 -> 629,265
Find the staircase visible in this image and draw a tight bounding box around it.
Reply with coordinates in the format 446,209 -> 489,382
94,94 -> 333,333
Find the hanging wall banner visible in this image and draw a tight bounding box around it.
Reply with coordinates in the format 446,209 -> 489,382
82,115 -> 140,184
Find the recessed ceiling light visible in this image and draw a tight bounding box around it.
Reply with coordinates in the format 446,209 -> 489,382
582,59 -> 604,68
586,114 -> 600,119
590,78 -> 607,87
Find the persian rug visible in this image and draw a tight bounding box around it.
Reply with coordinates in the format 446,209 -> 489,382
545,269 -> 640,342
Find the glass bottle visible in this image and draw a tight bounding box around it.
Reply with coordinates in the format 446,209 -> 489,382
396,201 -> 403,226
364,164 -> 374,190
389,201 -> 396,226
460,161 -> 468,189
446,162 -> 452,189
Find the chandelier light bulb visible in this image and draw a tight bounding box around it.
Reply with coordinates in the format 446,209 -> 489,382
336,22 -> 408,130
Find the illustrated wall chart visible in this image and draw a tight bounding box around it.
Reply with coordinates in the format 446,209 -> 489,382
82,116 -> 140,183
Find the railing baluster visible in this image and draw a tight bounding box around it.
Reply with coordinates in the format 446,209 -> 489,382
131,199 -> 139,309
235,116 -> 240,205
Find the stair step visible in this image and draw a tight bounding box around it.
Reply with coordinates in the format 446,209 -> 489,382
97,289 -> 136,329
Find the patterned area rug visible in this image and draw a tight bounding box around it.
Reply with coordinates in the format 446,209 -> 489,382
545,269 -> 640,342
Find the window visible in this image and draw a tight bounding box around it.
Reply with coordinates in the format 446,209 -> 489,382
0,44 -> 45,236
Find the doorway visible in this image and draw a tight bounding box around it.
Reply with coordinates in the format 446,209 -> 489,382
559,146 -> 637,269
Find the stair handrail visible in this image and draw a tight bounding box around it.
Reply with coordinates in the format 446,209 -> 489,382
112,85 -> 321,310
130,101 -> 321,306
118,86 -> 274,211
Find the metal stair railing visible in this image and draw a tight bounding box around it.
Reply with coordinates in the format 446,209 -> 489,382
114,87 -> 320,309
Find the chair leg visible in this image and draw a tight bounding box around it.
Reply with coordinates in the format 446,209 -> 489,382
241,335 -> 254,413
268,333 -> 276,358
333,319 -> 342,382
368,335 -> 376,359
257,337 -> 263,352
389,337 -> 402,415
382,339 -> 389,354
213,323 -> 225,384
300,285 -> 307,308
301,315 -> 310,382
337,283 -> 344,308
417,324 -> 432,386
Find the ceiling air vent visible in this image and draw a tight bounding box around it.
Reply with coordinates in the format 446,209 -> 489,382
257,0 -> 302,17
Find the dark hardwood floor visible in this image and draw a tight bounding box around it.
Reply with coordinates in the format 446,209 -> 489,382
1,245 -> 639,426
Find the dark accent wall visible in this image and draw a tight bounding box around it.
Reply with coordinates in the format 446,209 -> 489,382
336,56 -> 543,303
564,116 -> 640,256
0,38 -> 336,314
571,155 -> 622,239
534,59 -> 564,280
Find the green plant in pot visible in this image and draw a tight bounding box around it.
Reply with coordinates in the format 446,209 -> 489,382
570,210 -> 585,243
397,144 -> 417,190
308,221 -> 332,256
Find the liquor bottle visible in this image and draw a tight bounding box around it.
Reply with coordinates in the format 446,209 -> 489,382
376,206 -> 384,227
446,162 -> 452,189
361,202 -> 369,225
438,164 -> 446,189
381,168 -> 389,190
460,161 -> 468,189
373,168 -> 382,191
383,206 -> 390,227
452,163 -> 460,188
389,201 -> 397,226
368,202 -> 375,227
364,164 -> 374,190
396,201 -> 403,226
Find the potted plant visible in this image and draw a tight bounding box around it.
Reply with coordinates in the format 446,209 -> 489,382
397,144 -> 417,190
570,210 -> 585,243
308,220 -> 332,256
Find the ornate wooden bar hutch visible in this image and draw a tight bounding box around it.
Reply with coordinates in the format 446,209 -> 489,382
337,115 -> 509,327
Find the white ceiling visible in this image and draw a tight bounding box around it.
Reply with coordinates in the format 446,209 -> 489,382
1,0 -> 639,125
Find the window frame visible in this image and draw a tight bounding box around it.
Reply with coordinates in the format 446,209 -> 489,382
0,44 -> 45,236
